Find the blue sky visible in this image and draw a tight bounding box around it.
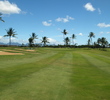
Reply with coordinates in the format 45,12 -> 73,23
0,0 -> 110,45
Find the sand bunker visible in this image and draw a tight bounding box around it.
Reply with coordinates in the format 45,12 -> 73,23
15,48 -> 25,50
0,51 -> 23,55
26,50 -> 35,51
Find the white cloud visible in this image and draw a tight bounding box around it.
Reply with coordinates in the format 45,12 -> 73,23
48,38 -> 56,42
0,36 -> 9,43
56,15 -> 74,23
78,33 -> 83,36
107,32 -> 110,34
97,23 -> 110,28
42,21 -> 52,26
0,36 -> 28,44
0,36 -> 2,39
0,0 -> 21,14
98,8 -> 101,14
84,3 -> 95,12
48,38 -> 61,45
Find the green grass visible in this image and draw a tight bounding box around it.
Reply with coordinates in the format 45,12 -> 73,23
0,47 -> 110,100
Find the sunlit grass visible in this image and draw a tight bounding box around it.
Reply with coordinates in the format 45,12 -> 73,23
0,47 -> 110,100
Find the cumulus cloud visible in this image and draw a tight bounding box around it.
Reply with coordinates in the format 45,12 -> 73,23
97,23 -> 110,28
0,36 -> 2,38
78,33 -> 83,36
48,38 -> 56,42
42,21 -> 52,26
0,36 -> 9,43
84,3 -> 95,12
0,0 -> 21,14
48,38 -> 61,45
56,15 -> 74,23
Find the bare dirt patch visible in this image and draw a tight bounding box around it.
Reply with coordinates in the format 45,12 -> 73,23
15,48 -> 25,50
26,50 -> 35,52
0,49 -> 23,53
0,51 -> 23,55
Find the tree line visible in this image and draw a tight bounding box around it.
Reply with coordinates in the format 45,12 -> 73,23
0,14 -> 110,48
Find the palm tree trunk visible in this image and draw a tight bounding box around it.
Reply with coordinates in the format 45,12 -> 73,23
9,36 -> 11,46
63,34 -> 65,45
72,39 -> 74,45
44,42 -> 46,47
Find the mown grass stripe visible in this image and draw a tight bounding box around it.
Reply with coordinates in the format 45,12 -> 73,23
88,54 -> 110,64
0,52 -> 74,100
81,54 -> 110,73
71,52 -> 110,100
0,52 -> 57,68
0,51 -> 65,92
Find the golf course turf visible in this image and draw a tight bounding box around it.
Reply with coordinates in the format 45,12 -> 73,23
0,47 -> 110,100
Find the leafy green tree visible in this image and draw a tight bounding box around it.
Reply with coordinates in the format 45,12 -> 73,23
41,36 -> 49,46
97,38 -> 101,45
101,37 -> 108,48
88,32 -> 95,45
64,37 -> 70,46
0,13 -> 5,22
109,44 -> 110,48
108,44 -> 110,48
4,28 -> 17,46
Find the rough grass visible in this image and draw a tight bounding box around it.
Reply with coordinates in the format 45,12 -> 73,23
0,47 -> 110,100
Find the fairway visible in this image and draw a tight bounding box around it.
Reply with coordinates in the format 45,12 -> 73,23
0,47 -> 110,100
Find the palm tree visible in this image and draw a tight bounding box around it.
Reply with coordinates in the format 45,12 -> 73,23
62,29 -> 68,44
4,28 -> 17,46
41,36 -> 49,46
31,33 -> 38,45
88,32 -> 95,45
88,39 -> 91,46
71,34 -> 76,45
0,13 -> 5,22
96,38 -> 101,49
64,37 -> 70,46
28,37 -> 33,47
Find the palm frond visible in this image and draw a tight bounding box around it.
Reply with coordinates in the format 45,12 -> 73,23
0,13 -> 5,22
4,35 -> 9,37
